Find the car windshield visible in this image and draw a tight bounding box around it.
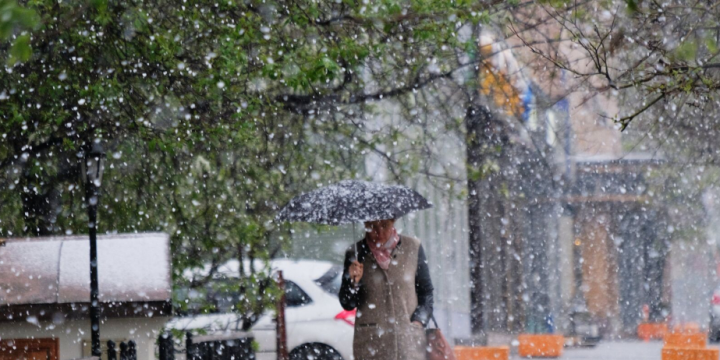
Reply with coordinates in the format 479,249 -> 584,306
315,265 -> 343,296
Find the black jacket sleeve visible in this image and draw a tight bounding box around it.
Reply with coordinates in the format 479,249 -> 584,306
411,245 -> 434,327
339,246 -> 360,311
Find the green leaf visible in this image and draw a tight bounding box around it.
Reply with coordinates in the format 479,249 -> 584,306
8,34 -> 32,65
625,0 -> 639,12
91,0 -> 107,11
0,1 -> 38,39
706,36 -> 718,56
673,40 -> 697,62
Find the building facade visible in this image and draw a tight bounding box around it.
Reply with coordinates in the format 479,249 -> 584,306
0,233 -> 173,360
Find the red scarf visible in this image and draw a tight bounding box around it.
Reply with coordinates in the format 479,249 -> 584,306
367,228 -> 399,270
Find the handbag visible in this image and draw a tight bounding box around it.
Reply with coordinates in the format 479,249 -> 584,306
426,316 -> 456,360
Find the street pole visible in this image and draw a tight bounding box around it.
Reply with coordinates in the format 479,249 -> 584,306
87,180 -> 101,357
83,142 -> 104,358
276,271 -> 289,360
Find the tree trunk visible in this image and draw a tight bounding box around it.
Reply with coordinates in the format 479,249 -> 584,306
466,103 -> 492,336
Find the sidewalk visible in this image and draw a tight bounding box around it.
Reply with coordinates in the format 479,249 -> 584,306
510,341 -> 664,360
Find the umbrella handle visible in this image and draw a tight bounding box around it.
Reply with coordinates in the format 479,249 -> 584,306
353,223 -> 358,261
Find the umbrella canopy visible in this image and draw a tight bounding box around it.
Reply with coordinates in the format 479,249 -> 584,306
276,180 -> 432,225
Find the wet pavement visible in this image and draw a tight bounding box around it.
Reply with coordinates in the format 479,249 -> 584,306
551,341 -> 664,360
508,340 -> 701,360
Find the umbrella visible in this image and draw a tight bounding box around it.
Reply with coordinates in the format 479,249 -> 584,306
275,180 -> 432,225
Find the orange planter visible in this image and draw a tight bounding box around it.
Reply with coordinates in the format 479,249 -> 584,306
518,334 -> 564,358
454,346 -> 509,360
674,323 -> 703,334
661,347 -> 719,360
639,323 -> 668,341
665,333 -> 707,348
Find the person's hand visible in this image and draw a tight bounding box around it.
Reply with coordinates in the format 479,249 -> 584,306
412,321 -> 423,328
349,260 -> 363,284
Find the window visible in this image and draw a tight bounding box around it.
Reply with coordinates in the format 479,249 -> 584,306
315,265 -> 343,296
284,280 -> 312,307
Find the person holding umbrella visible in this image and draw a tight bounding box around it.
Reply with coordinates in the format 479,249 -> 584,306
276,180 -> 435,360
340,218 -> 434,360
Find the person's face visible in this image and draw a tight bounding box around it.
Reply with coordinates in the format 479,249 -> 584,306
364,219 -> 396,245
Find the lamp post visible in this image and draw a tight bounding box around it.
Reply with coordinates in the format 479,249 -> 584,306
81,141 -> 105,357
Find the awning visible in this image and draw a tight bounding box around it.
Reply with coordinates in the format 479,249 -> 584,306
0,232 -> 171,306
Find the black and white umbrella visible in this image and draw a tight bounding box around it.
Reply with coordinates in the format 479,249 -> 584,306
275,180 -> 432,225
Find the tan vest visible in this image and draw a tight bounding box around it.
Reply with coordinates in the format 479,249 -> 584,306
351,235 -> 426,360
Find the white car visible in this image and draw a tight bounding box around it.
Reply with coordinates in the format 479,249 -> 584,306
168,259 -> 355,360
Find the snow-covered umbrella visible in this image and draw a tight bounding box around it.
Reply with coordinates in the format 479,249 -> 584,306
275,180 -> 432,225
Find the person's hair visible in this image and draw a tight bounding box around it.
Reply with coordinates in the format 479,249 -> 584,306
365,218 -> 396,227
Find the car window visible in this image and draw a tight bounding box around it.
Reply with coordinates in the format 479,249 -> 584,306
315,265 -> 343,296
177,275 -> 255,314
215,287 -> 241,313
285,280 -> 312,307
173,287 -> 208,315
176,279 -> 312,313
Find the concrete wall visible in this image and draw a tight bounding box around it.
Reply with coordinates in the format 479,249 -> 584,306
0,316 -> 170,360
399,183 -> 471,340
671,239 -> 715,328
